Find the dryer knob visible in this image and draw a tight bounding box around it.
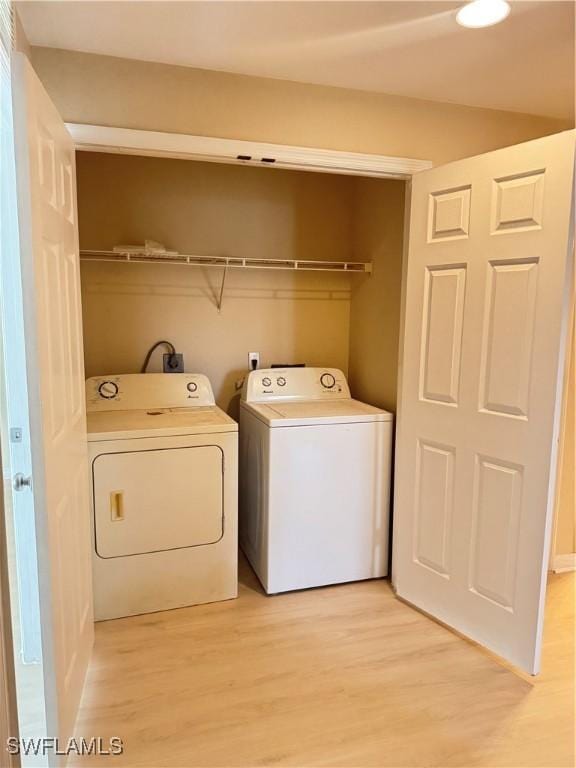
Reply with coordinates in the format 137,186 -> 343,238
262,377 -> 272,387
187,381 -> 198,393
320,373 -> 336,389
98,380 -> 119,399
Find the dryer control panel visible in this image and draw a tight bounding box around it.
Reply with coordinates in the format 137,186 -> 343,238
242,367 -> 350,402
86,373 -> 215,411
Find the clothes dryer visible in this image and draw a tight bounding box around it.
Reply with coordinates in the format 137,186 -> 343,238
87,373 -> 237,619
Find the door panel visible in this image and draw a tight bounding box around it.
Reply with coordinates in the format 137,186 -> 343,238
428,185 -> 471,241
420,265 -> 466,405
12,54 -> 93,746
469,455 -> 522,609
414,440 -> 454,577
394,130 -> 575,674
491,170 -> 544,233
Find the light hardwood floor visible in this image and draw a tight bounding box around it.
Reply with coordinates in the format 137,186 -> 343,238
74,558 -> 575,768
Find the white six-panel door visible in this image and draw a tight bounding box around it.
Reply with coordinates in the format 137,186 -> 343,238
12,53 -> 93,745
393,131 -> 575,674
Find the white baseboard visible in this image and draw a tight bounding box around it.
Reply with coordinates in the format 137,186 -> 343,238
551,553 -> 576,573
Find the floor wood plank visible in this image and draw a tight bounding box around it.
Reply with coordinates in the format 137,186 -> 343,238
73,557 -> 575,767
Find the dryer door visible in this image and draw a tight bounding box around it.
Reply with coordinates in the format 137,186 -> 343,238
93,445 -> 224,558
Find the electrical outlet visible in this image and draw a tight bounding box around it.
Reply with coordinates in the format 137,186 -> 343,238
248,352 -> 260,370
163,353 -> 184,373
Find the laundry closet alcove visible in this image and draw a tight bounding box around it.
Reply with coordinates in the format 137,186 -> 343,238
76,146 -> 409,416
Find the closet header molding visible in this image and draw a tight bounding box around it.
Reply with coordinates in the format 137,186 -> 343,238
66,124 -> 433,179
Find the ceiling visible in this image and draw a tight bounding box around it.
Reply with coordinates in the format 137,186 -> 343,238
17,1 -> 575,120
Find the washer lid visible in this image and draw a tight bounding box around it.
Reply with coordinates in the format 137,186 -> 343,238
87,406 -> 237,441
242,398 -> 393,427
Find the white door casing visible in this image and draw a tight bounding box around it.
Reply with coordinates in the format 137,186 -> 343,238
393,131 -> 575,674
0,447 -> 19,765
12,53 -> 93,743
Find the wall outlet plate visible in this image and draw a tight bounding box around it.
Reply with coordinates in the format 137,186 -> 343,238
248,352 -> 260,370
163,352 -> 184,373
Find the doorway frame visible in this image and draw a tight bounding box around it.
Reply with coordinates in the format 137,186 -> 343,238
0,440 -> 20,768
64,123 -> 433,179
550,295 -> 576,573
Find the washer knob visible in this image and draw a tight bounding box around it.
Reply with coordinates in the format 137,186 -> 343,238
187,381 -> 198,393
262,377 -> 272,387
277,376 -> 286,387
98,380 -> 118,399
320,373 -> 336,389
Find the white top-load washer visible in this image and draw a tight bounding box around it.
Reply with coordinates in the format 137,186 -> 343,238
86,373 -> 237,620
240,367 -> 393,594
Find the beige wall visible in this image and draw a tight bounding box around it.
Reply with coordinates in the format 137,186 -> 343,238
348,179 -> 406,412
30,47 -> 570,167
77,152 -> 357,413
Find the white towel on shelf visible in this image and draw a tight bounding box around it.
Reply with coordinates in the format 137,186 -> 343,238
112,240 -> 179,258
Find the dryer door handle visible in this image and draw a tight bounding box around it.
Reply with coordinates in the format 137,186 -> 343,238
110,491 -> 125,521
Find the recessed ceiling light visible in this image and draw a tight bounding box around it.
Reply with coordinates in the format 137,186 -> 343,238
456,0 -> 511,28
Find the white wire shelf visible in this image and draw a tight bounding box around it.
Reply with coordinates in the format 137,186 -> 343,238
79,249 -> 373,274
79,249 -> 371,312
